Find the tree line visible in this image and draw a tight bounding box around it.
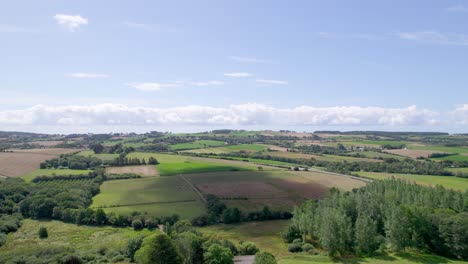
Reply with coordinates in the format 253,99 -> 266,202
286,179 -> 468,259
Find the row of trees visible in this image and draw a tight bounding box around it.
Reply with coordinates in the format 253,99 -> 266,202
40,154 -> 102,170
287,179 -> 468,259
110,156 -> 159,166
191,195 -> 292,226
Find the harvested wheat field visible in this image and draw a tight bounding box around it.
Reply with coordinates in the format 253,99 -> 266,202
7,148 -> 79,156
30,140 -> 64,147
385,148 -> 442,159
105,165 -> 159,177
289,170 -> 367,191
0,152 -> 52,177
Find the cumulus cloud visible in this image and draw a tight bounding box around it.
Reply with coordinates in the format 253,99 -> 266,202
54,14 -> 88,31
190,80 -> 224,86
67,72 -> 109,78
256,79 -> 288,85
128,82 -> 180,91
397,31 -> 468,46
224,72 -> 252,78
452,104 -> 468,124
228,56 -> 270,63
0,104 -> 440,127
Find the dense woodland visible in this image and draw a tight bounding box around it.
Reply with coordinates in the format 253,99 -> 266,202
287,179 -> 468,259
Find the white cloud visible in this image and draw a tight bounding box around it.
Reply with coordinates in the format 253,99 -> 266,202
128,82 -> 180,91
452,104 -> 468,124
0,103 -> 440,127
122,21 -> 175,32
67,72 -> 109,78
446,4 -> 467,12
228,56 -> 270,63
256,79 -> 288,85
224,72 -> 252,78
397,31 -> 468,46
190,80 -> 224,86
54,14 -> 88,31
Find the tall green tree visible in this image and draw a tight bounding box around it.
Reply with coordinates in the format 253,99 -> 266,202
134,233 -> 182,264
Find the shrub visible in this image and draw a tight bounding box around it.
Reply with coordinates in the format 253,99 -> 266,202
287,243 -> 302,253
38,227 -> 48,239
254,251 -> 277,264
127,235 -> 146,262
239,241 -> 259,255
301,243 -> 314,253
0,232 -> 7,247
132,219 -> 143,230
62,255 -> 82,264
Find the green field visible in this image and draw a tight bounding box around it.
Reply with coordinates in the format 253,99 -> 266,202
357,171 -> 468,191
169,140 -> 226,150
214,156 -> 301,167
409,145 -> 468,154
0,219 -> 152,263
127,152 -> 253,175
432,154 -> 468,162
78,150 -> 119,161
21,168 -> 91,182
448,167 -> 468,174
342,140 -> 408,147
91,176 -> 206,219
184,144 -> 270,154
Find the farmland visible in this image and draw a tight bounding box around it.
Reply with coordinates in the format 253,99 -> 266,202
356,171 -> 468,191
21,168 -> 91,182
169,139 -> 226,150
91,176 -> 206,219
127,152 -> 256,175
105,165 -> 158,177
78,150 -> 119,162
0,148 -> 79,177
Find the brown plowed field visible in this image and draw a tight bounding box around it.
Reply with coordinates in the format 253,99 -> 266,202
106,165 -> 158,177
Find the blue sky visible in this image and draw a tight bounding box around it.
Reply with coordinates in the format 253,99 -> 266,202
1,0 -> 468,133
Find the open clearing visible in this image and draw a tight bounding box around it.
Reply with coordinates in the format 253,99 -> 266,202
127,152 -> 256,175
0,219 -> 152,262
21,168 -> 91,182
0,149 -> 78,177
385,148 -> 441,159
105,165 -> 158,177
357,171 -> 468,191
91,176 -> 206,219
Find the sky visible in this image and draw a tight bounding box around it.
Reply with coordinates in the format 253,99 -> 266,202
1,0 -> 468,134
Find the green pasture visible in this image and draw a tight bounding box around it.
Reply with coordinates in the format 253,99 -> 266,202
169,140 -> 226,150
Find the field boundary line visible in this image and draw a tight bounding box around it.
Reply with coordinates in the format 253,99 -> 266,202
307,167 -> 373,183
96,199 -> 197,208
179,174 -> 207,204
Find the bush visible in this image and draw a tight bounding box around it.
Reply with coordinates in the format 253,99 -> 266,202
38,226 -> 48,239
254,251 -> 277,264
62,255 -> 82,264
239,241 -> 259,255
132,219 -> 143,231
301,243 -> 314,253
281,225 -> 301,243
287,243 -> 302,253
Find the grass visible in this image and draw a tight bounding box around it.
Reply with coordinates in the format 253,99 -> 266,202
184,144 -> 270,154
91,176 -> 206,219
127,152 -> 253,175
169,140 -> 226,150
342,140 -> 408,147
432,154 -> 468,162
357,171 -> 468,191
448,167 -> 468,174
215,156 -> 301,167
78,150 -> 119,162
0,219 -> 153,262
409,145 -> 468,154
348,151 -> 406,160
21,168 -> 91,182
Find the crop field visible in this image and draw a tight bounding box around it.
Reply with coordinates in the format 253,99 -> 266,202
0,219 -> 152,262
78,150 -> 119,161
432,154 -> 468,162
21,168 -> 91,182
91,176 -> 206,219
105,165 -> 158,177
385,148 -> 440,159
169,140 -> 226,150
8,148 -> 79,155
214,156 -> 301,167
184,144 -> 270,154
0,151 -> 68,177
409,145 -> 468,154
357,171 -> 468,191
348,151 -> 406,160
184,170 -> 365,211
30,140 -> 64,147
127,152 -> 255,175
265,150 -> 382,163
35,178 -> 96,187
